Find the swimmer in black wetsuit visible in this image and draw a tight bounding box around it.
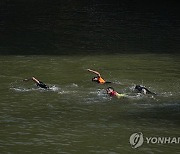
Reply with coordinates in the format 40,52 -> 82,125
135,85 -> 156,95
23,77 -> 49,89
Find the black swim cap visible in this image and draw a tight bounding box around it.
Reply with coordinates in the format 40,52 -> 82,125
92,77 -> 98,81
107,87 -> 114,91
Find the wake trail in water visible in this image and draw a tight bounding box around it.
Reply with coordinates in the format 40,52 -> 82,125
58,83 -> 79,95
10,87 -> 37,92
105,80 -> 179,102
48,85 -> 61,92
10,84 -> 61,93
9,79 -> 179,104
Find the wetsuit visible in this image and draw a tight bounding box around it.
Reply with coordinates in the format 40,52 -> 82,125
96,76 -> 111,84
109,91 -> 125,98
97,77 -> 106,84
135,85 -> 155,95
37,81 -> 49,89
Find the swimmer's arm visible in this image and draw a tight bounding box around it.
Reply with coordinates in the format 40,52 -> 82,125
32,77 -> 40,84
144,87 -> 156,95
23,78 -> 31,82
87,69 -> 101,77
23,77 -> 40,84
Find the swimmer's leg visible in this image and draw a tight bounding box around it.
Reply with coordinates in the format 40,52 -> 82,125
105,81 -> 112,84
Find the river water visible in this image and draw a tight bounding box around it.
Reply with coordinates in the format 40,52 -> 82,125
0,54 -> 179,153
0,0 -> 180,153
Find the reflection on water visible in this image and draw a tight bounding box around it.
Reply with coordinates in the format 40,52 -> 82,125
0,54 -> 179,153
0,1 -> 179,54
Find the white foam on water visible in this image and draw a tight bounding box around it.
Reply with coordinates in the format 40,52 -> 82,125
57,83 -> 79,95
156,91 -> 179,98
49,85 -> 60,92
113,80 -> 124,85
97,89 -> 106,96
161,92 -> 173,97
58,90 -> 78,95
129,85 -> 136,91
58,91 -> 70,94
66,83 -> 79,88
125,93 -> 143,100
10,87 -> 38,92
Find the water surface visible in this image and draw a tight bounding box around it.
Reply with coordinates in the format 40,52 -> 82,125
0,54 -> 179,153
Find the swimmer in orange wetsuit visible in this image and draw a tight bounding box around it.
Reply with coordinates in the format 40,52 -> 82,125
87,69 -> 111,84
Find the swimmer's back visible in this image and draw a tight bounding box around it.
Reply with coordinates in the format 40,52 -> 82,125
98,77 -> 106,84
37,81 -> 49,89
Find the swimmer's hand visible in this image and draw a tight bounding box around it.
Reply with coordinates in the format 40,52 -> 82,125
23,78 -> 31,82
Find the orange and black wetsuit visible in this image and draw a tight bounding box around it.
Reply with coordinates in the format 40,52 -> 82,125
97,76 -> 106,84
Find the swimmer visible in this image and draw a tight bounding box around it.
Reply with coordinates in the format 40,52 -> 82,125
106,87 -> 126,98
87,69 -> 111,84
23,77 -> 49,89
135,85 -> 156,95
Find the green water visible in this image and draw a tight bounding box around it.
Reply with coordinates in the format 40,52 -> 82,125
0,54 -> 180,154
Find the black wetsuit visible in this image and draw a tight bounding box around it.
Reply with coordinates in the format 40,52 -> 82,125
104,81 -> 112,84
135,85 -> 155,95
37,81 -> 49,89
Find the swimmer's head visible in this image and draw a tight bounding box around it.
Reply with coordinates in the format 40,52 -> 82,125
106,87 -> 114,94
135,85 -> 147,94
135,85 -> 141,90
92,77 -> 98,82
141,88 -> 147,94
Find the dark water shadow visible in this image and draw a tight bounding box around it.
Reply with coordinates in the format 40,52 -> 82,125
120,103 -> 180,125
